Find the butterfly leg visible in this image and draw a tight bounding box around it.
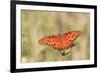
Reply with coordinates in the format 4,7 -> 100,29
62,43 -> 76,56
61,43 -> 75,56
64,51 -> 71,56
59,50 -> 65,56
58,43 -> 75,56
59,50 -> 71,56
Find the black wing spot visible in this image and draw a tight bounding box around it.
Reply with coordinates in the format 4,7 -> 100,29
71,35 -> 75,37
68,32 -> 72,34
47,40 -> 51,42
48,36 -> 51,38
49,36 -> 55,38
53,44 -> 56,46
68,40 -> 72,42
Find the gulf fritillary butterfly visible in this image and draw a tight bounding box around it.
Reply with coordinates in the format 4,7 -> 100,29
39,31 -> 81,56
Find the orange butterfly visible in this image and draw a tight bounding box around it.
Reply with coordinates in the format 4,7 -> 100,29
39,31 -> 81,56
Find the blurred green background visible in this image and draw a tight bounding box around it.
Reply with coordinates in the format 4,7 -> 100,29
21,10 -> 90,63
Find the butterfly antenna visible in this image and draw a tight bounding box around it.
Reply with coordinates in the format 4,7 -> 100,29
64,51 -> 71,55
59,50 -> 65,56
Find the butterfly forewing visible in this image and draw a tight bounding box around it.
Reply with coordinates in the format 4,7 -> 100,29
39,35 -> 62,49
62,31 -> 81,49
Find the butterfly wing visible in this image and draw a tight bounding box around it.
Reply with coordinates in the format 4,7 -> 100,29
62,31 -> 81,49
39,35 -> 62,50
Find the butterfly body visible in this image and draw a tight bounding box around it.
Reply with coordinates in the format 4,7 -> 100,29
39,31 -> 81,56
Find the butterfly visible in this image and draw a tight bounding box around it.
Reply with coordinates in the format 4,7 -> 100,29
39,31 -> 81,56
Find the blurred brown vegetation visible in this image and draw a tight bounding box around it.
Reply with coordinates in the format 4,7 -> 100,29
21,10 -> 90,63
